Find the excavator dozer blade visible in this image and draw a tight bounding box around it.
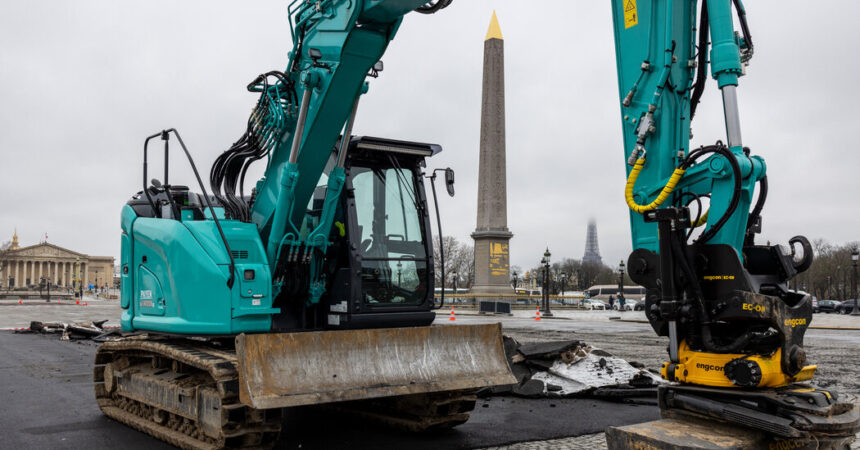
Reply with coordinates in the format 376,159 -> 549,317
235,323 -> 515,410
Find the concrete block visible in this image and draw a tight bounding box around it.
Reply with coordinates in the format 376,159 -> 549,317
606,418 -> 788,450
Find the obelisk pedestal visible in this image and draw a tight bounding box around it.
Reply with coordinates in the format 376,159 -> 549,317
471,12 -> 514,300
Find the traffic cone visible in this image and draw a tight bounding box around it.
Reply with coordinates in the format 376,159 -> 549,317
535,306 -> 541,321
449,306 -> 456,321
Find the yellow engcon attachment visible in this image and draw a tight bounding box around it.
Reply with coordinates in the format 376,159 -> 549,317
660,341 -> 816,389
235,323 -> 516,409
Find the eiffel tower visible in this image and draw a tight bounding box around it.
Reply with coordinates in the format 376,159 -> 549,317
582,220 -> 602,265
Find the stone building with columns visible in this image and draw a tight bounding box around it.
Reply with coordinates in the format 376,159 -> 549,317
1,230 -> 114,290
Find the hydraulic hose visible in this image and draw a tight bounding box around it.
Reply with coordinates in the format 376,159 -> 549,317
744,175 -> 767,246
677,192 -> 708,238
625,159 -> 686,214
732,0 -> 754,62
626,143 -> 741,246
415,0 -> 452,14
692,210 -> 708,228
689,0 -> 709,120
688,145 -> 742,244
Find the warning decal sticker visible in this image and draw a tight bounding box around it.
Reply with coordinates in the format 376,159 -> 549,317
624,0 -> 638,29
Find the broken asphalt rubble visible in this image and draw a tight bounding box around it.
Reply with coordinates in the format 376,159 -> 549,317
25,320 -> 122,342
479,336 -> 664,405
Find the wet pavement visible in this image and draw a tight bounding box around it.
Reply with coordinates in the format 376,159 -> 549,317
0,296 -> 121,330
0,331 -> 656,449
1,301 -> 859,448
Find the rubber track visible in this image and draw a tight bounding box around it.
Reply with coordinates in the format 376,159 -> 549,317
329,389 -> 478,432
94,338 -> 280,450
94,337 -> 480,448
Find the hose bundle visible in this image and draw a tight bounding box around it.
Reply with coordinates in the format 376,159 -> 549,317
624,142 -> 742,245
415,0 -> 452,14
209,71 -> 297,221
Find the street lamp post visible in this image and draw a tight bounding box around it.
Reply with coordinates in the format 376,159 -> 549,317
851,249 -> 859,316
617,260 -> 626,311
560,273 -> 567,305
539,258 -> 546,307
77,258 -> 83,301
396,260 -> 402,287
542,248 -> 553,317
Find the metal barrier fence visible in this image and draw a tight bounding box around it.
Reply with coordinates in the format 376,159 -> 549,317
434,293 -> 589,309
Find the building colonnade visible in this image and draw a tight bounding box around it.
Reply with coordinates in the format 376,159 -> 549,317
2,259 -> 89,288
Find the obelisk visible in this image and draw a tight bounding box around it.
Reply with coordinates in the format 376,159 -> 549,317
471,11 -> 514,297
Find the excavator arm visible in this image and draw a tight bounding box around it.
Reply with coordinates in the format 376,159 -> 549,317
611,0 -> 762,255
209,0 -> 450,304
610,1 -> 859,441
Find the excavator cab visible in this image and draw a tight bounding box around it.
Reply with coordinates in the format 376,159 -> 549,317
273,136 -> 441,331
119,134 -> 443,334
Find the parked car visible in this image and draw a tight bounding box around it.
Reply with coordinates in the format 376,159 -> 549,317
633,299 -> 646,311
817,299 -> 842,314
837,301 -> 858,314
616,299 -> 636,311
584,299 -> 607,310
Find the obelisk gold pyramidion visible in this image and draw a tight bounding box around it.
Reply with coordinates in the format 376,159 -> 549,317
471,11 -> 514,297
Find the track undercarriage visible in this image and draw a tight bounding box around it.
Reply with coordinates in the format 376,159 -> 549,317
94,337 -> 482,450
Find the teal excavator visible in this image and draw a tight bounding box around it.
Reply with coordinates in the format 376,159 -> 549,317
611,0 -> 859,446
94,1 -> 515,449
97,0 -> 860,448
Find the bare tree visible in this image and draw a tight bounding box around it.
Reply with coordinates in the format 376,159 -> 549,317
798,239 -> 860,300
432,236 -> 474,290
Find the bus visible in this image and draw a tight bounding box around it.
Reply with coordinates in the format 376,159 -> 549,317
433,288 -> 470,295
585,285 -> 645,302
514,288 -> 541,296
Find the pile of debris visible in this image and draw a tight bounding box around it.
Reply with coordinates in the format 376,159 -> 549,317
26,320 -> 121,342
482,337 -> 664,404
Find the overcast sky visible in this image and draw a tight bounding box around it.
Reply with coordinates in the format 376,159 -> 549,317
2,1 -> 859,272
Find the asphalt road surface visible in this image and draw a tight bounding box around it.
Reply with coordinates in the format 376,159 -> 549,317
0,331 -> 657,449
2,302 -> 859,449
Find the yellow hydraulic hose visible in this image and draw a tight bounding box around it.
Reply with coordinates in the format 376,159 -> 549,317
625,158 -> 686,214
692,210 -> 709,227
